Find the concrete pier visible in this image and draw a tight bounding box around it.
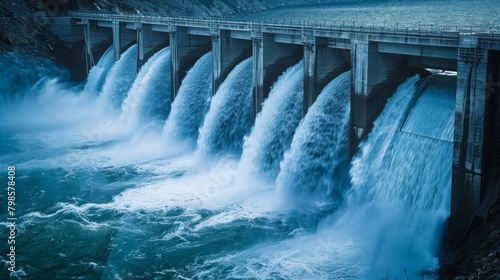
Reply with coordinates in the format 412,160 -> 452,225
451,37 -> 489,232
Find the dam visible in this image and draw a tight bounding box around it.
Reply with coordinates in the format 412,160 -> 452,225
50,11 -> 500,235
2,5 -> 500,278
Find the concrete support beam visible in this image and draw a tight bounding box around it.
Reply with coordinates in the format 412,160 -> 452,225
137,23 -> 144,70
451,36 -> 489,232
112,21 -> 136,61
378,42 -> 457,60
252,34 -> 264,119
82,21 -> 93,73
252,32 -> 302,117
170,26 -> 212,100
112,20 -> 121,61
303,33 -> 316,117
212,33 -> 222,95
136,23 -> 170,70
212,30 -> 252,94
303,36 -> 351,115
170,28 -> 179,102
350,36 -> 409,156
96,21 -> 112,28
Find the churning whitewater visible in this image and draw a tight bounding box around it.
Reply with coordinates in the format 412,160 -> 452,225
0,42 -> 456,279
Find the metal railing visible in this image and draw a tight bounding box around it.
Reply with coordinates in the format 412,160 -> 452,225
45,11 -> 500,41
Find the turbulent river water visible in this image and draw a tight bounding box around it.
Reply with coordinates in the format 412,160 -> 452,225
0,1 -> 466,278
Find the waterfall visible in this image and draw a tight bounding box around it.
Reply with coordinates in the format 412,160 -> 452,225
101,44 -> 138,108
84,46 -> 115,93
163,52 -> 213,142
120,47 -> 171,127
197,57 -> 253,155
346,74 -> 456,276
238,60 -> 304,180
276,71 -> 351,202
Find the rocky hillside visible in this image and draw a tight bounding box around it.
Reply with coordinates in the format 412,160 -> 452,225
440,201 -> 500,280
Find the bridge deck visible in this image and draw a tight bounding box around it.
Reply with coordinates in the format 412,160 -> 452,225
68,11 -> 500,50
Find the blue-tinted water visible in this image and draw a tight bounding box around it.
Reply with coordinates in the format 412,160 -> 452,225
196,57 -> 254,155
84,46 -> 115,93
1,37 -> 456,279
240,0 -> 500,31
239,60 -> 304,180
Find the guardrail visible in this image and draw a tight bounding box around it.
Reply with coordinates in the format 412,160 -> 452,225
56,11 -> 500,41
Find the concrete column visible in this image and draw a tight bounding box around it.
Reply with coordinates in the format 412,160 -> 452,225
252,35 -> 264,119
170,29 -> 179,101
212,32 -> 221,95
451,35 -> 489,231
82,20 -> 93,73
350,36 -> 408,156
112,20 -> 121,61
303,39 -> 316,116
351,38 -> 373,157
136,22 -> 144,70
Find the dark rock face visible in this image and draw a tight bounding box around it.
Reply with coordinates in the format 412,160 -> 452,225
440,202 -> 500,280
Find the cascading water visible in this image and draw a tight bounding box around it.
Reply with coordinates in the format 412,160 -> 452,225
120,47 -> 171,128
197,57 -> 253,155
238,60 -> 304,180
163,52 -> 213,142
100,44 -> 138,108
1,40 -> 461,279
276,71 -> 351,202
84,46 -> 115,93
345,74 -> 456,277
